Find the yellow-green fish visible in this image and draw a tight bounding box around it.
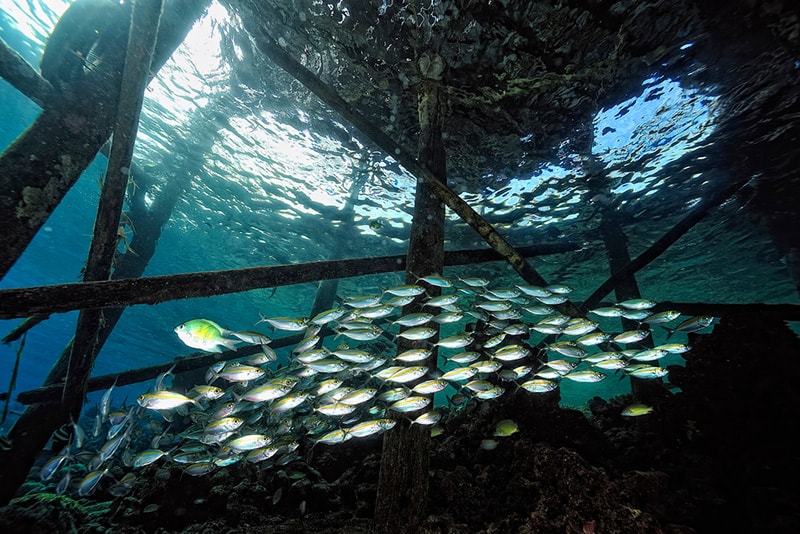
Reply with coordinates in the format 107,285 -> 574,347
621,403 -> 654,417
494,419 -> 519,437
175,319 -> 239,353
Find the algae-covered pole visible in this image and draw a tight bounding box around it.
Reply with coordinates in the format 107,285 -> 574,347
1,314 -> 50,344
374,79 -> 446,533
0,37 -> 55,108
232,3 -> 579,317
597,207 -> 660,398
84,1 -> 163,283
598,217 -> 646,321
308,161 -> 369,318
63,0 -> 164,418
0,0 -> 211,506
0,243 -> 578,320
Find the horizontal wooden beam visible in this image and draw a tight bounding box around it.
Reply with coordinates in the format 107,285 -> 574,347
650,301 -> 800,321
10,331 -> 306,405
0,243 -> 578,320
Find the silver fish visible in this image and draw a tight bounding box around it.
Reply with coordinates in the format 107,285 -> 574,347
618,298 -> 656,310
137,391 -> 197,410
436,332 -> 474,348
392,312 -> 434,327
612,329 -> 651,344
519,378 -> 558,393
227,434 -> 272,452
395,348 -> 432,362
396,326 -> 437,341
386,366 -> 429,384
563,370 -> 607,383
440,366 -> 479,382
389,396 -> 431,412
78,468 -> 109,496
383,284 -> 427,297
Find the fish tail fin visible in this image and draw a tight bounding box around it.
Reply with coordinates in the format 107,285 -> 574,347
659,325 -> 675,340
261,344 -> 277,361
222,338 -> 240,351
255,313 -> 272,328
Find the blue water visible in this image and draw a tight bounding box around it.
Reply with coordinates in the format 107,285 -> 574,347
1,0 -> 798,433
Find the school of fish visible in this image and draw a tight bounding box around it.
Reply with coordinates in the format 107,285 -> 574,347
38,274 -> 715,497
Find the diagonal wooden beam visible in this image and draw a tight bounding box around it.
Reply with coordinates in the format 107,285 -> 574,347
233,0 -> 580,317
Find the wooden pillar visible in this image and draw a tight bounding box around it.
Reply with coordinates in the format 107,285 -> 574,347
597,209 -> 658,398
581,171 -> 754,314
373,79 -> 446,533
308,161 -> 369,318
0,0 -> 210,505
63,0 -> 164,417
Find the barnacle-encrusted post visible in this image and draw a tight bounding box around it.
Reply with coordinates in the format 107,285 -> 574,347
0,0 -> 210,506
374,77 -> 447,533
62,0 -> 164,429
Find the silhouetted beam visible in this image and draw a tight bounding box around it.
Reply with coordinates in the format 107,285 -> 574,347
580,175 -> 753,313
650,302 -> 800,320
0,242 -> 579,319
10,331 -> 305,406
0,37 -> 55,108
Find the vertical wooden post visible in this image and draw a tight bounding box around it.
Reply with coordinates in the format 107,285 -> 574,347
373,79 -> 446,533
63,0 -> 164,417
229,10 -> 580,316
597,209 -> 657,398
0,0 -> 210,505
308,161 -> 369,318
